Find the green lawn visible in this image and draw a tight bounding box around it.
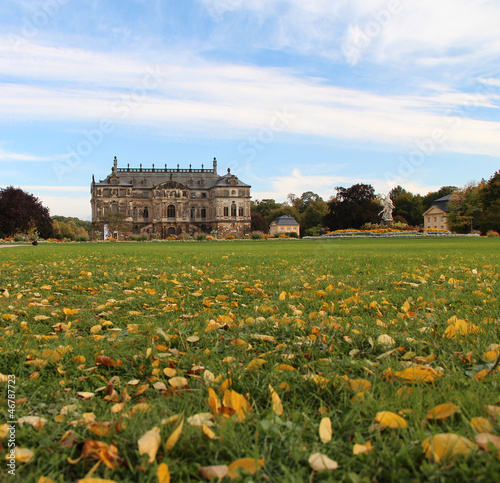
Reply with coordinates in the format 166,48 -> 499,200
1,238 -> 499,482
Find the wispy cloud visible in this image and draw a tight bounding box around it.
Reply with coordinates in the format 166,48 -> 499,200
0,146 -> 65,163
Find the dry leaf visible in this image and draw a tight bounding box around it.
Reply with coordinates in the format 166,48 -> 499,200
425,403 -> 461,421
308,452 -> 338,471
168,377 -> 188,388
199,465 -> 229,481
475,433 -> 500,452
5,447 -> 34,463
157,463 -> 170,483
319,417 -> 332,444
395,366 -> 438,383
163,368 -> 177,378
165,418 -> 184,453
187,413 -> 214,427
18,416 -> 47,429
228,457 -> 265,479
378,334 -> 395,346
353,442 -> 373,455
138,427 -> 161,463
375,411 -> 408,429
269,384 -> 283,416
470,417 -> 493,433
202,424 -> 218,439
348,379 -> 372,393
422,433 -> 475,464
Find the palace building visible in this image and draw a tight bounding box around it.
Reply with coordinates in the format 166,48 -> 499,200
91,157 -> 251,239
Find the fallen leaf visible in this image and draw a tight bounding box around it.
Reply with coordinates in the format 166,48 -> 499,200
165,418 -> 184,453
308,452 -> 338,471
187,413 -> 214,427
199,465 -> 229,481
475,433 -> 500,452
228,457 -> 265,479
395,366 -> 438,383
319,417 -> 332,444
157,463 -> 170,483
5,447 -> 34,463
168,377 -> 188,388
422,433 -> 475,464
470,417 -> 493,433
18,416 -> 47,429
202,424 -> 218,440
138,427 -> 161,463
269,384 -> 283,416
375,411 -> 408,429
353,442 -> 373,455
425,403 -> 461,421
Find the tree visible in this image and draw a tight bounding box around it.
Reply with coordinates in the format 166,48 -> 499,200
251,211 -> 269,232
389,186 -> 423,226
324,184 -> 380,230
478,171 -> 500,234
300,200 -> 329,234
0,186 -> 52,238
447,182 -> 483,233
422,186 -> 457,211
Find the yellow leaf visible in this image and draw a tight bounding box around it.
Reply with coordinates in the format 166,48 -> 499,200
278,291 -> 287,301
422,433 -> 475,464
220,378 -> 232,392
111,403 -> 125,414
90,325 -> 102,334
163,368 -> 176,378
308,452 -> 338,471
165,417 -> 184,453
202,424 -> 218,439
208,387 -> 221,415
394,366 -> 438,383
187,413 -> 214,427
138,427 -> 161,463
425,403 -> 461,421
187,335 -> 200,343
77,479 -> 118,483
319,417 -> 332,444
37,477 -> 56,483
223,389 -> 251,421
5,447 -> 34,463
0,423 -> 10,438
72,355 -> 86,364
375,411 -> 408,429
348,379 -> 372,394
269,384 -> 283,416
353,442 -> 373,455
470,417 -> 493,433
228,458 -> 265,479
247,359 -> 267,371
77,392 -> 95,400
34,315 -> 51,321
2,313 -> 17,321
168,377 -> 188,388
377,334 -> 395,346
18,416 -> 47,429
275,364 -> 295,371
63,308 -> 78,315
157,463 -> 170,483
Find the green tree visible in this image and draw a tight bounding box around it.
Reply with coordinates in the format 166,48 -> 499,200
300,200 -> 329,233
422,186 -> 457,211
324,184 -> 380,230
0,186 -> 53,238
478,171 -> 500,234
447,182 -> 483,233
389,186 -> 423,226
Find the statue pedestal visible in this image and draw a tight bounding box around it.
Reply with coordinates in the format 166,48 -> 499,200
381,219 -> 393,227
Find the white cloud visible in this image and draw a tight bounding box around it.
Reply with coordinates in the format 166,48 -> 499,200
1,40 -> 499,158
0,146 -> 65,163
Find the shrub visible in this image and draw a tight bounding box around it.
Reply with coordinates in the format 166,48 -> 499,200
196,234 -> 207,241
13,235 -> 26,242
487,230 -> 499,237
305,227 -> 321,237
76,236 -> 89,242
251,232 -> 263,239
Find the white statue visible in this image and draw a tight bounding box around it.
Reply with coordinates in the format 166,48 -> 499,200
379,194 -> 394,222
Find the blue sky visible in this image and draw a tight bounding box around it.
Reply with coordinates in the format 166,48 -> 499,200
1,0 -> 499,220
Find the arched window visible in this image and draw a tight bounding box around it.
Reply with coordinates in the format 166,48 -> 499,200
231,204 -> 237,217
143,207 -> 149,219
167,204 -> 175,218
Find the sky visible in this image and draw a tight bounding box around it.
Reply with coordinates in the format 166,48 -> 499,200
1,0 -> 499,220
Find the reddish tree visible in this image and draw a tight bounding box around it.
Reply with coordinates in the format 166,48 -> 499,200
0,186 -> 53,238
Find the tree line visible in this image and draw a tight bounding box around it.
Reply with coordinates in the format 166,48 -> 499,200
252,170 -> 499,235
1,170 -> 498,239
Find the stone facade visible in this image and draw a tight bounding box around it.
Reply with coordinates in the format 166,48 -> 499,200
91,157 -> 251,238
423,194 -> 451,230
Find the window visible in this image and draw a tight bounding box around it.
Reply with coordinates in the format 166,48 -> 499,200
201,192 -> 207,198
238,207 -> 244,217
143,191 -> 149,198
201,208 -> 206,219
427,217 -> 430,222
231,190 -> 236,196
143,207 -> 149,219
132,207 -> 137,219
167,204 -> 175,218
191,208 -> 196,219
231,204 -> 237,217
434,217 -> 437,222
223,207 -> 229,216
224,189 -> 229,196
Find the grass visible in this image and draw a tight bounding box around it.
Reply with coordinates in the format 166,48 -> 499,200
0,238 -> 499,482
